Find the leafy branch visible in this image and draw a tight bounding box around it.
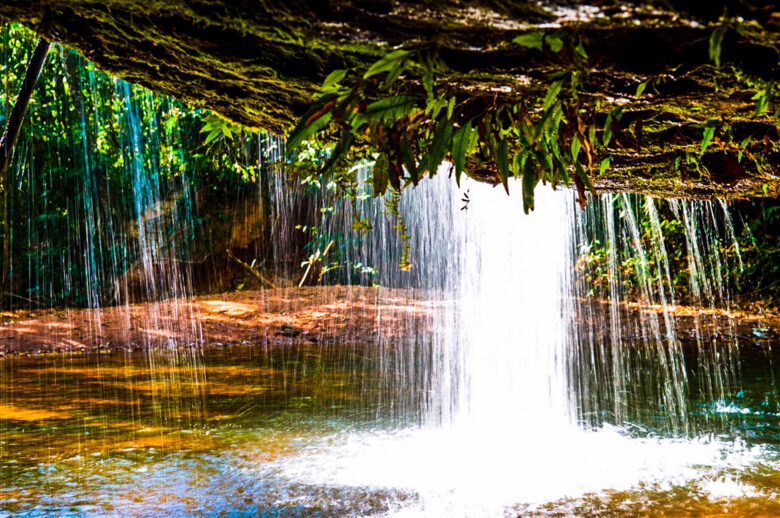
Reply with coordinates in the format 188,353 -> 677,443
286,36 -> 601,213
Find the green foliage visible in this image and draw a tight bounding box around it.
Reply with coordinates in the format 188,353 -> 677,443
451,121 -> 475,187
200,114 -> 242,145
0,23 -> 263,307
709,24 -> 728,67
277,13 -> 780,217
513,31 -> 564,53
285,37 -> 603,213
701,120 -> 719,152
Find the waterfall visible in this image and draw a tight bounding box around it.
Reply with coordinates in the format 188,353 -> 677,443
273,168 -> 746,433
276,169 -> 765,516
438,181 -> 574,429
262,158 -> 751,431
572,194 -> 744,433
3,31 -> 775,516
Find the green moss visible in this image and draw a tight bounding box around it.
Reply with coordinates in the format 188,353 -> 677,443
1,0 -> 778,198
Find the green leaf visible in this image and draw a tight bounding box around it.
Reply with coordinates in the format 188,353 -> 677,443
427,98 -> 448,119
382,59 -> 407,90
701,125 -> 717,152
496,138 -> 510,193
401,139 -> 417,183
544,80 -> 564,111
513,32 -> 544,51
602,114 -> 613,147
204,128 -> 221,145
422,73 -> 434,100
428,118 -> 454,177
575,42 -> 588,59
288,113 -> 332,151
752,89 -> 768,115
522,159 -> 536,214
452,122 -> 474,186
322,69 -> 346,91
321,130 -> 354,174
510,152 -> 521,178
544,34 -> 564,53
635,79 -> 650,99
738,137 -> 750,163
287,95 -> 337,150
364,95 -> 418,121
571,135 -> 582,161
709,25 -> 728,67
554,154 -> 569,185
599,157 -> 611,175
575,162 -> 596,195
364,49 -> 411,79
372,153 -> 390,197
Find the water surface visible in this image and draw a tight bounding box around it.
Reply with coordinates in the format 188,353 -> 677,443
1,341 -> 777,517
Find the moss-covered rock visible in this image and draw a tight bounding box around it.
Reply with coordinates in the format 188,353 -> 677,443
1,0 -> 778,198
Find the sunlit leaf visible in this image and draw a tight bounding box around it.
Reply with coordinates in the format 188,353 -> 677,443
599,157 -> 611,175
635,79 -> 650,99
452,121 -> 474,187
701,123 -> 717,152
544,80 -> 564,111
428,117 -> 453,177
544,34 -> 564,53
322,69 -> 346,91
709,25 -> 728,67
513,32 -> 544,51
364,49 -> 411,79
571,135 -> 582,161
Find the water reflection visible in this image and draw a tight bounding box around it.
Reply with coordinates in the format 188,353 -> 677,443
0,342 -> 778,517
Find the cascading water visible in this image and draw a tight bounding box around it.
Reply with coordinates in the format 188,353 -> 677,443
440,181 -> 574,431
571,194 -> 746,433
275,171 -> 769,516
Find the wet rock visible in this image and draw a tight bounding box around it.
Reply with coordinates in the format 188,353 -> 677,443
275,324 -> 301,337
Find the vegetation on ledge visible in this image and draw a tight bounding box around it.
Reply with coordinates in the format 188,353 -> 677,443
0,1 -> 778,200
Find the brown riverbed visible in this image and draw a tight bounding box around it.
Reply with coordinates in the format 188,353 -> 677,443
0,286 -> 776,354
0,286 -> 435,354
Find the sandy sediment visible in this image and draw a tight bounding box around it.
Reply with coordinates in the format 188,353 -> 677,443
0,286 -> 776,355
0,286 -> 435,354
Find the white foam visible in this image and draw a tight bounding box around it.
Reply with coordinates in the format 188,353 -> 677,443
278,424 -> 767,517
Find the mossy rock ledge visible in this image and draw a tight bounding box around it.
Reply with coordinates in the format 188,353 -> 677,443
1,0 -> 779,199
